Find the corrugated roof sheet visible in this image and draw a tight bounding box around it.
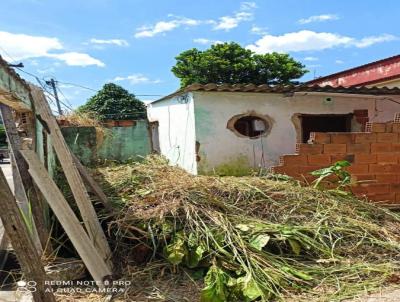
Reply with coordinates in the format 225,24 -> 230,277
152,83 -> 400,103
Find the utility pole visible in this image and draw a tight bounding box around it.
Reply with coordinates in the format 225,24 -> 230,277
45,79 -> 63,116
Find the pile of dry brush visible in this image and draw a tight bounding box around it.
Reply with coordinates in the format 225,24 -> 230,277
95,156 -> 400,301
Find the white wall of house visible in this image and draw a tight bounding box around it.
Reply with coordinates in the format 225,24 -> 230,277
371,78 -> 400,88
147,93 -> 197,174
193,91 -> 400,174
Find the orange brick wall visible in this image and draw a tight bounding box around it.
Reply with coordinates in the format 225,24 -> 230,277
271,116 -> 400,205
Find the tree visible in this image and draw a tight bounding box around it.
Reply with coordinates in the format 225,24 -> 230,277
78,83 -> 147,120
171,42 -> 307,87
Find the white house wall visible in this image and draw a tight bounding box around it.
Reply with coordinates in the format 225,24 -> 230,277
147,93 -> 197,174
193,91 -> 400,175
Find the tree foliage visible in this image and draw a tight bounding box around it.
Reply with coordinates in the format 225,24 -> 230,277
78,83 -> 147,120
171,42 -> 307,87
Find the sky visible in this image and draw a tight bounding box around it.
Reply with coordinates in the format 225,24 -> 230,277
0,0 -> 399,110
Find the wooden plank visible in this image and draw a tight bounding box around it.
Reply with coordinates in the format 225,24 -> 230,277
0,104 -> 43,253
20,150 -> 112,286
71,153 -> 114,213
0,166 -> 56,302
30,86 -> 112,268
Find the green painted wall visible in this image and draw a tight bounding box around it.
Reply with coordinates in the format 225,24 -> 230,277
61,120 -> 151,165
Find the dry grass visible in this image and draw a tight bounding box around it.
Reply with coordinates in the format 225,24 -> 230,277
90,156 -> 400,301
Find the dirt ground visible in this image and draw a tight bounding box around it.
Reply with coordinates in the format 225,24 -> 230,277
345,287 -> 400,302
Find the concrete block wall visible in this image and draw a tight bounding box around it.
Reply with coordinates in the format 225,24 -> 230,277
271,115 -> 400,204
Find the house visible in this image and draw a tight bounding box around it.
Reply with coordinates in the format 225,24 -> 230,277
147,83 -> 400,175
308,55 -> 400,88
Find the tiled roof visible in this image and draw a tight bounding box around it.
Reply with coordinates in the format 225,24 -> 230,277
152,83 -> 400,103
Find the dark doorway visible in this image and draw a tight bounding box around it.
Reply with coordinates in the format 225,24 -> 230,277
301,114 -> 352,143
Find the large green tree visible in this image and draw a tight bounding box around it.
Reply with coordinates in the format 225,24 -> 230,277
78,83 -> 147,119
172,42 -> 307,87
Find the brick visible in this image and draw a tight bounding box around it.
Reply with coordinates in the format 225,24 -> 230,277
354,133 -> 377,143
272,166 -> 299,177
370,123 -> 387,133
375,174 -> 398,183
390,183 -> 400,193
281,154 -> 308,165
396,194 -> 400,203
330,133 -> 355,144
308,154 -> 331,166
366,183 -> 390,194
369,164 -> 400,173
297,165 -> 324,174
331,154 -> 355,163
353,109 -> 368,117
371,143 -> 392,153
309,132 -> 331,144
386,123 -> 393,133
371,193 -> 396,202
347,143 -> 371,154
351,184 -> 369,195
392,143 -> 400,152
297,143 -> 323,155
376,132 -> 399,143
346,164 -> 369,174
376,153 -> 398,164
392,123 -> 400,133
323,144 -> 347,154
354,153 -> 377,164
352,174 -> 376,181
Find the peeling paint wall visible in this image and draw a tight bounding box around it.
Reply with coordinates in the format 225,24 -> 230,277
193,91 -> 400,175
147,94 -> 197,174
61,120 -> 151,165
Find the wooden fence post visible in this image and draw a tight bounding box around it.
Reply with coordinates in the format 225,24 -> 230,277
30,86 -> 112,268
0,104 -> 44,253
0,168 -> 55,302
21,150 -> 112,286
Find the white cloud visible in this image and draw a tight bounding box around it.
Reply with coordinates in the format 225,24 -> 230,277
89,38 -> 129,47
0,31 -> 62,60
113,74 -> 161,85
47,52 -> 105,67
250,25 -> 268,35
304,56 -> 318,61
335,59 -> 344,64
298,14 -> 339,24
213,2 -> 256,31
240,2 -> 257,10
193,38 -> 224,45
135,17 -> 206,38
0,31 -> 104,67
135,2 -> 255,37
247,30 -> 397,53
353,34 -> 397,48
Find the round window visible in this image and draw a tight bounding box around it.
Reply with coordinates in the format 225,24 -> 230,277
232,115 -> 269,138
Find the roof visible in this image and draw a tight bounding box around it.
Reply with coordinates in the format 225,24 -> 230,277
151,83 -> 400,104
307,54 -> 400,87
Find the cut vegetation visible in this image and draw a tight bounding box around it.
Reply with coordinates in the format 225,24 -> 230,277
93,156 -> 400,301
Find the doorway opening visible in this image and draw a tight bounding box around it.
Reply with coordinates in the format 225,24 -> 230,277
301,114 -> 352,143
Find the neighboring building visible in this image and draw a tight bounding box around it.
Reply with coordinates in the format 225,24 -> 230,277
147,83 -> 400,175
308,55 -> 400,88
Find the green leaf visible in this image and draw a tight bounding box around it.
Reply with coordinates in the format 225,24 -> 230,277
288,239 -> 301,255
282,266 -> 313,281
237,274 -> 263,301
186,245 -> 206,268
201,264 -> 228,302
236,224 -> 250,232
249,234 -> 270,251
165,237 -> 186,265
